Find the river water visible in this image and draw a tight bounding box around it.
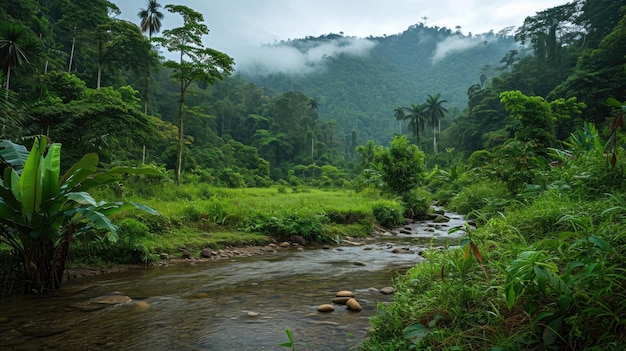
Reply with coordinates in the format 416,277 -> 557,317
0,213 -> 466,351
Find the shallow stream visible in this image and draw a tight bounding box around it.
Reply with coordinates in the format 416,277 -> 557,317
0,213 -> 466,350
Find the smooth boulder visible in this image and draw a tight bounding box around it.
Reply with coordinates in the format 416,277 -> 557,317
346,298 -> 362,312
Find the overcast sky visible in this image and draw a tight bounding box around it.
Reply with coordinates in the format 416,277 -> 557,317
110,0 -> 566,74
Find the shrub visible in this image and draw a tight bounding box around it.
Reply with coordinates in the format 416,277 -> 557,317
402,188 -> 432,220
372,200 -> 405,228
240,212 -> 329,243
448,181 -> 509,217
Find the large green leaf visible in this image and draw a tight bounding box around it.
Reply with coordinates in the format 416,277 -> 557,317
66,192 -> 97,206
43,143 -> 61,178
42,143 -> 61,201
3,167 -> 21,201
72,207 -> 118,242
0,139 -> 29,172
18,137 -> 47,218
59,153 -> 99,190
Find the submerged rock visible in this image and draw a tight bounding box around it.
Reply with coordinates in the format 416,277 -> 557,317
132,301 -> 150,312
93,295 -> 132,305
380,287 -> 395,295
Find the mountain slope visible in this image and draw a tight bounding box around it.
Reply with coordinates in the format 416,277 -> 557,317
240,24 -> 517,145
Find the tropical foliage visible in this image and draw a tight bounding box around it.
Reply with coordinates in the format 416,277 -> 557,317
0,136 -> 157,293
0,1 -> 625,348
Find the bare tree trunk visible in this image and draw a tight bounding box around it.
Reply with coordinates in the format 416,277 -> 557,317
4,65 -> 10,100
176,86 -> 185,185
97,65 -> 101,90
68,25 -> 76,73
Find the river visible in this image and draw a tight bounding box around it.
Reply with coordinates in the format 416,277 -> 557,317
0,213 -> 466,351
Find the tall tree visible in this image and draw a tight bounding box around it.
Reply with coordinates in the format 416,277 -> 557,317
92,19 -> 149,90
424,93 -> 448,153
0,22 -> 39,98
393,106 -> 405,133
152,5 -> 234,185
138,0 -> 163,114
404,103 -> 426,148
138,0 -> 163,38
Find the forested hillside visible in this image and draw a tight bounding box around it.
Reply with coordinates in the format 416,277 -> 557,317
1,0 -> 625,185
242,26 -> 517,144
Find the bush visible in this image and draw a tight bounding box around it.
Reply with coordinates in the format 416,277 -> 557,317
372,200 -> 405,228
448,181 -> 509,217
74,218 -> 156,265
241,212 -> 329,243
402,188 -> 432,220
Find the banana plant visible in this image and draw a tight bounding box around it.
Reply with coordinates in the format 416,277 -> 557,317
0,136 -> 158,293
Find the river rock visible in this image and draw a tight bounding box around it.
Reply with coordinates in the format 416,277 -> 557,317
380,287 -> 395,295
392,247 -> 412,254
247,311 -> 259,317
279,242 -> 290,248
346,298 -> 363,312
200,248 -> 212,258
336,290 -> 355,298
433,214 -> 450,223
317,304 -> 334,312
93,295 -> 132,305
132,301 -> 150,312
290,235 -> 307,246
399,228 -> 412,234
332,297 -> 351,305
159,253 -> 169,260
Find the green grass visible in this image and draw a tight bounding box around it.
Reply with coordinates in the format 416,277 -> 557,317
81,185 -> 392,262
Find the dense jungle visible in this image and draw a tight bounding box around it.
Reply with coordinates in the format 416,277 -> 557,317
1,0 -> 626,349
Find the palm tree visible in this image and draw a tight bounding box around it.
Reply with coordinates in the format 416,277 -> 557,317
404,103 -> 426,148
393,106 -> 405,133
308,97 -> 320,111
0,23 -> 37,99
307,97 -> 320,159
138,0 -> 164,38
138,0 -> 163,114
425,93 -> 448,153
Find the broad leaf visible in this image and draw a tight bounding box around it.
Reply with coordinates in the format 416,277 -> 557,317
588,235 -> 613,253
18,137 -> 47,218
59,153 -> 99,190
0,139 -> 29,172
403,323 -> 429,344
66,192 -> 97,206
72,207 -> 118,242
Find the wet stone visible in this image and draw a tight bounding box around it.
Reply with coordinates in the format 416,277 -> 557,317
346,298 -> 362,312
317,304 -> 334,312
336,291 -> 355,298
332,297 -> 351,305
380,287 -> 395,295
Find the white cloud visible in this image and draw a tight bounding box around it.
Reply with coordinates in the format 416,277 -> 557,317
431,35 -> 495,63
233,37 -> 377,76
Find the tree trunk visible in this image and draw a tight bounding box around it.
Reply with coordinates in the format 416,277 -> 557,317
97,65 -> 101,90
176,85 -> 185,185
4,65 -> 10,100
22,238 -> 56,294
68,25 -> 76,73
